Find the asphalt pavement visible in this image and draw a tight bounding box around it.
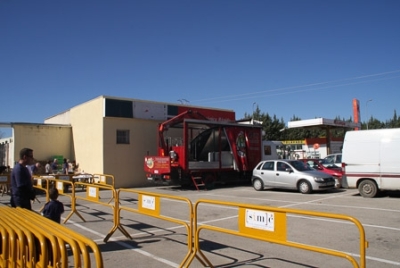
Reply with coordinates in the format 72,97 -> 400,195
2,184 -> 400,268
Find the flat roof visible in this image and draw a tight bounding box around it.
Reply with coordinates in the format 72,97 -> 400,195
288,118 -> 361,129
0,122 -> 70,128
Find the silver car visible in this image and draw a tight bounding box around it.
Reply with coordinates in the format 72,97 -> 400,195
252,160 -> 336,194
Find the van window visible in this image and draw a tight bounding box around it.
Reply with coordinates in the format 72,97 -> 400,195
264,145 -> 272,156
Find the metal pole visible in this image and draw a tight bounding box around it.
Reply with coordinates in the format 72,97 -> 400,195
366,99 -> 373,130
252,102 -> 256,122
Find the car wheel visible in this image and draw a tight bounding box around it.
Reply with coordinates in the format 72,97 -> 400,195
358,180 -> 378,198
252,178 -> 264,191
298,180 -> 312,194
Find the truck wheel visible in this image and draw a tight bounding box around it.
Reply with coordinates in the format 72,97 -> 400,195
252,179 -> 264,191
298,180 -> 312,194
358,180 -> 378,198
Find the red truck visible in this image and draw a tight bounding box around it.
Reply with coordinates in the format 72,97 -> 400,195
144,110 -> 263,189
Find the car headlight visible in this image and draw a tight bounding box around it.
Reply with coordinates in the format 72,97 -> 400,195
313,177 -> 325,182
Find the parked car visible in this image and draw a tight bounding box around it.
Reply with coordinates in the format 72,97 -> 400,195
299,158 -> 343,188
251,160 -> 336,194
321,153 -> 342,168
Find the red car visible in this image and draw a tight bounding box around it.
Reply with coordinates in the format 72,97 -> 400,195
299,159 -> 343,188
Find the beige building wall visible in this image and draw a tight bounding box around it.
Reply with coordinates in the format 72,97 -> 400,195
68,97 -> 104,175
12,124 -> 72,165
44,96 -> 162,188
103,117 -> 160,188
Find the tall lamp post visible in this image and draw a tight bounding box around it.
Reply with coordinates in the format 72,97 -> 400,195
366,99 -> 373,130
252,102 -> 257,122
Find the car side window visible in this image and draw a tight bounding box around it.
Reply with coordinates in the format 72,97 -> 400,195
277,161 -> 289,171
262,162 -> 274,171
336,154 -> 342,163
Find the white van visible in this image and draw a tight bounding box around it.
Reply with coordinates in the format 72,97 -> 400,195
262,140 -> 282,160
342,128 -> 400,197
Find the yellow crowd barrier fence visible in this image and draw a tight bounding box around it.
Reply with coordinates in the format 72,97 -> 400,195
0,205 -> 104,268
185,199 -> 368,268
28,176 -> 369,268
105,188 -> 205,267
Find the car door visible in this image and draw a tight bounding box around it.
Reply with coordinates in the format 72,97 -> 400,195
274,161 -> 296,189
259,161 -> 275,187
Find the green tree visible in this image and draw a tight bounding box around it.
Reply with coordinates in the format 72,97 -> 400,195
242,108 -> 397,141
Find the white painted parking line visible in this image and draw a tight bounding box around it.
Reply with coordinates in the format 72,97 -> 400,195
61,188 -> 400,267
347,252 -> 400,266
67,219 -> 180,267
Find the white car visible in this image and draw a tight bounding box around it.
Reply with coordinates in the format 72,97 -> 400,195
321,153 -> 342,168
251,160 -> 336,194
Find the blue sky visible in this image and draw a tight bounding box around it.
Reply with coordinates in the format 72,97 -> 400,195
1,1 -> 400,137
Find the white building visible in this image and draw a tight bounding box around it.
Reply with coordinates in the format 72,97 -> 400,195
0,96 -> 235,188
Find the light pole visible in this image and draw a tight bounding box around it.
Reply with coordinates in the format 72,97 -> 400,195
366,99 -> 373,130
252,102 -> 257,122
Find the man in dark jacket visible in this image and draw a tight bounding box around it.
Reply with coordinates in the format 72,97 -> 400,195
10,148 -> 36,210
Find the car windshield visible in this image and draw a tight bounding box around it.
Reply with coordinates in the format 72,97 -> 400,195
320,158 -> 340,167
288,160 -> 312,171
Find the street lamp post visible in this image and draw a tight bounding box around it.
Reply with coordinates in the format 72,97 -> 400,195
366,99 -> 373,130
252,102 -> 257,122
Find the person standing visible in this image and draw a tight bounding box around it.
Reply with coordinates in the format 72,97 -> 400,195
45,160 -> 52,174
42,187 -> 64,223
10,148 -> 36,210
62,158 -> 69,175
51,159 -> 58,173
29,162 -> 41,177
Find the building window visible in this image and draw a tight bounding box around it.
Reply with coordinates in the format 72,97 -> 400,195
264,145 -> 272,156
117,130 -> 130,144
106,99 -> 133,118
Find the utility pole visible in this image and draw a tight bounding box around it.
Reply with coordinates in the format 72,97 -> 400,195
366,99 -> 373,130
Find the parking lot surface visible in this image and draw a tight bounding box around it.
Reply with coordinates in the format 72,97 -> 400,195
2,185 -> 400,267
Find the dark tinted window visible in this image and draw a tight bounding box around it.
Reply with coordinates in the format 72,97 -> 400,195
105,99 -> 133,118
117,130 -> 130,144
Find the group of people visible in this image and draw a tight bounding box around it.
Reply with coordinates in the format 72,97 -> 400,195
10,148 -> 64,223
26,157 -> 78,177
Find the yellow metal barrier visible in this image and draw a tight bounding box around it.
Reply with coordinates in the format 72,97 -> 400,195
186,199 -> 368,268
1,209 -> 58,267
92,174 -> 115,188
106,188 -> 201,267
33,175 -> 51,211
36,177 -> 86,223
63,181 -> 118,243
16,207 -> 104,268
0,212 -> 35,267
91,174 -> 116,204
33,177 -> 117,226
0,205 -> 104,267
